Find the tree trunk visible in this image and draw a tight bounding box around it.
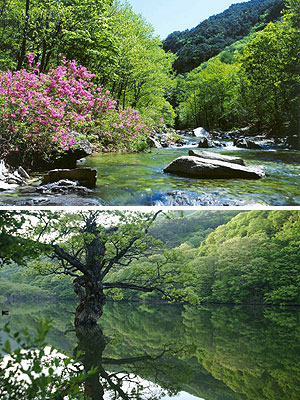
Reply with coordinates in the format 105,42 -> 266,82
73,276 -> 106,326
17,0 -> 30,70
74,325 -> 106,399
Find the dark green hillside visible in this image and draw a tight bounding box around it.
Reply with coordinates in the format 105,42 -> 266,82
149,210 -> 240,248
163,0 -> 284,73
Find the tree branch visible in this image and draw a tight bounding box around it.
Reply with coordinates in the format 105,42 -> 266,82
100,211 -> 162,280
52,244 -> 89,275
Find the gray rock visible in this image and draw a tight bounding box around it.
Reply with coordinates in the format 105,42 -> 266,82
197,137 -> 224,148
189,149 -> 245,166
197,137 -> 210,148
147,136 -> 162,148
234,138 -> 262,149
0,159 -> 28,190
193,127 -> 210,137
17,166 -> 30,179
42,168 -> 97,188
37,179 -> 93,195
163,156 -> 265,180
0,181 -> 19,191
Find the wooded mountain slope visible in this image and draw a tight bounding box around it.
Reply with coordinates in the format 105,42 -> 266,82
1,211 -> 300,306
163,0 -> 284,73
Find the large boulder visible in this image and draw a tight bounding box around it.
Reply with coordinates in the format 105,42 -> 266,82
0,159 -> 29,191
163,156 -> 265,180
189,149 -> 245,166
42,168 -> 97,188
193,127 -> 210,137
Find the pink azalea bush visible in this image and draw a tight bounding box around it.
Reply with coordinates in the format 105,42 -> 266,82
0,55 -> 152,166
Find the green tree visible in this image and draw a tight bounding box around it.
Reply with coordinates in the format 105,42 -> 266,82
178,59 -> 240,130
18,210 -> 185,326
0,0 -> 113,73
0,211 -> 42,266
240,2 -> 300,140
104,1 -> 176,125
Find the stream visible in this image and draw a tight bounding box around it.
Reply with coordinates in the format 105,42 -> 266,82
1,138 -> 300,206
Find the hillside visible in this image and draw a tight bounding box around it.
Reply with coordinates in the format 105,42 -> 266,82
192,210 -> 300,305
116,211 -> 300,305
163,0 -> 284,73
1,211 -> 300,306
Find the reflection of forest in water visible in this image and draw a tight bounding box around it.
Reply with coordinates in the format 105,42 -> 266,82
1,301 -> 300,400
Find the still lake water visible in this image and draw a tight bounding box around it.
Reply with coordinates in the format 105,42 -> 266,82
1,141 -> 300,205
1,301 -> 300,399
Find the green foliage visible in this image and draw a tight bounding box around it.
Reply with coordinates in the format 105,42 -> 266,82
3,300 -> 300,400
104,1 -> 176,126
149,210 -> 240,248
0,320 -> 96,399
0,0 -> 176,145
0,211 -> 46,266
192,211 -> 300,305
240,14 -> 300,132
163,0 -> 284,73
2,210 -> 300,309
176,0 -> 300,137
177,59 -> 241,130
107,210 -> 300,306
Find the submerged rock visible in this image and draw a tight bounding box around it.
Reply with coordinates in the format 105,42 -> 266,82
189,149 -> 245,166
164,156 -> 265,180
42,168 -> 97,188
143,190 -> 245,206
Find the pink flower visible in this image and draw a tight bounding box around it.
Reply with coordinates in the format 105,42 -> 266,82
27,53 -> 35,65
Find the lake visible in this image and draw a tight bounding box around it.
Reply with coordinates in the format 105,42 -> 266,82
1,301 -> 300,399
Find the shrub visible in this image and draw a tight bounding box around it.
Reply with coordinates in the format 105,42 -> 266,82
0,55 -> 153,166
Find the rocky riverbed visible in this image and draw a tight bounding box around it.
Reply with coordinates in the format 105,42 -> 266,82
0,125 -> 299,206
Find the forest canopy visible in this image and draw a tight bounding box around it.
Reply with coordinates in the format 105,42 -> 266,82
1,210 -> 300,309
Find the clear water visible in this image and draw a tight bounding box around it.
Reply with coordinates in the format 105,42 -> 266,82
1,142 -> 300,206
82,145 -> 300,205
1,300 -> 300,399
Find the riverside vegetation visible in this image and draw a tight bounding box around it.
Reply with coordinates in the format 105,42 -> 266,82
0,0 -> 299,171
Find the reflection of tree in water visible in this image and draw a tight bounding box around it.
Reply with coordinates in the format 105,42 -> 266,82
2,301 -> 300,399
182,305 -> 300,400
74,324 -> 179,400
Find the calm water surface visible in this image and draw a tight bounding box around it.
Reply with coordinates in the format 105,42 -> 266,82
1,301 -> 299,399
